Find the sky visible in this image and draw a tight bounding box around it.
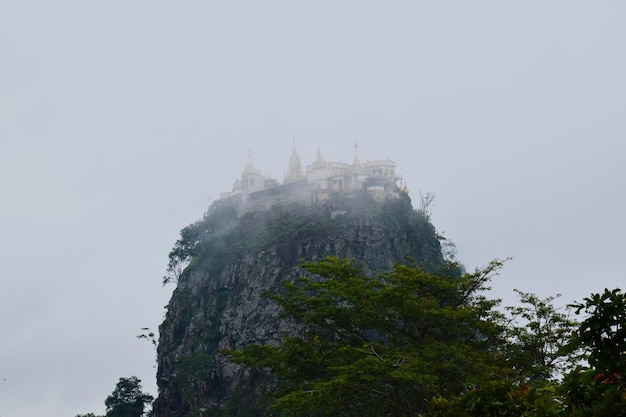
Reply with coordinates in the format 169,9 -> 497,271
1,1 -> 625,416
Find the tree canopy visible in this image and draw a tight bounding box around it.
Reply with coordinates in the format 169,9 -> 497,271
104,376 -> 153,417
227,257 -> 626,416
228,257 -> 508,416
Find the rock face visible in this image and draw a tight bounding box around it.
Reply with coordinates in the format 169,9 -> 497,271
155,192 -> 445,417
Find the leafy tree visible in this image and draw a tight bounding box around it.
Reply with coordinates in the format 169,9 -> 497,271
163,199 -> 239,284
562,288 -> 626,416
105,376 -> 153,417
226,257 -> 626,417
426,380 -> 564,417
227,257 -> 507,416
426,288 -> 626,417
501,290 -> 580,382
570,288 -> 626,378
424,289 -> 580,417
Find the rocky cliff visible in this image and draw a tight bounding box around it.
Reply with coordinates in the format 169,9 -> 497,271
155,191 -> 446,417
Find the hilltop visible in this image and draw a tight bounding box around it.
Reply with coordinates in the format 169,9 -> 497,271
155,184 -> 447,416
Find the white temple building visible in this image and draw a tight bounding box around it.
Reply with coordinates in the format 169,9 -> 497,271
221,142 -> 405,211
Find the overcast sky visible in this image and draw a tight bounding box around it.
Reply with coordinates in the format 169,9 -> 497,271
1,2 -> 625,416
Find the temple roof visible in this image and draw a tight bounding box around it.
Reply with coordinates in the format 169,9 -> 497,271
242,148 -> 258,175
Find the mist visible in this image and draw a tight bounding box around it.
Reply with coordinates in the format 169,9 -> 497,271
1,2 -> 625,416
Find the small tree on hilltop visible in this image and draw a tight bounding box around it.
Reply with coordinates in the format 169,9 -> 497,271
105,376 -> 153,417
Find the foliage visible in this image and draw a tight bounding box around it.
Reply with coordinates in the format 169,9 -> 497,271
426,380 -> 564,417
501,290 -> 580,382
159,193 -> 453,416
163,199 -> 240,284
562,288 -> 626,417
227,257 -> 507,416
224,251 -> 626,417
569,288 -> 626,378
418,191 -> 436,220
137,327 -> 157,349
425,288 -> 626,417
105,376 -> 154,417
164,193 -> 446,286
161,194 -> 626,416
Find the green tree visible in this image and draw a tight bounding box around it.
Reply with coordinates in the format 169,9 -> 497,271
426,380 -> 565,417
227,257 -> 507,416
423,290 -> 580,416
563,288 -> 626,416
570,288 -> 626,378
105,376 -> 153,417
426,288 -> 626,417
501,290 -> 580,382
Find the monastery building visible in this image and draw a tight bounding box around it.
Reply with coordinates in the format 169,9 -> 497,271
220,142 -> 405,212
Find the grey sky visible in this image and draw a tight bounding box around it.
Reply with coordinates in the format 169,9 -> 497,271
1,2 -> 625,416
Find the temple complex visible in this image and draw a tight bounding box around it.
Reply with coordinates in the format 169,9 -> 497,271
220,142 -> 405,212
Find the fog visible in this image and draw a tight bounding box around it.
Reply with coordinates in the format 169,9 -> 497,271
1,2 -> 625,416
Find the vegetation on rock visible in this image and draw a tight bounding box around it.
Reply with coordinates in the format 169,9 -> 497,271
163,193 -> 443,286
155,193 -> 448,416
152,193 -> 625,417
227,262 -> 625,416
227,257 -> 506,416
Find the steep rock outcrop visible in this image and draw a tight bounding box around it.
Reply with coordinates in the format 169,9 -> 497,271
155,192 -> 445,416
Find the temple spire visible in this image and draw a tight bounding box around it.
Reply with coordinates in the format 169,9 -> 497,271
352,140 -> 362,171
243,147 -> 257,174
284,139 -> 303,183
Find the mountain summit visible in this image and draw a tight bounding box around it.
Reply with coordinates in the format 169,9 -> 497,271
155,152 -> 446,417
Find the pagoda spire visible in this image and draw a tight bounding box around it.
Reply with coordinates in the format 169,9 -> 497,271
243,147 -> 257,174
352,140 -> 362,171
284,138 -> 303,183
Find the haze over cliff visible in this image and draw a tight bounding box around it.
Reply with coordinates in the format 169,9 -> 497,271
155,189 -> 448,416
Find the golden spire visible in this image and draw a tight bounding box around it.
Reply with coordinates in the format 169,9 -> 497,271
243,147 -> 257,175
285,139 -> 303,183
